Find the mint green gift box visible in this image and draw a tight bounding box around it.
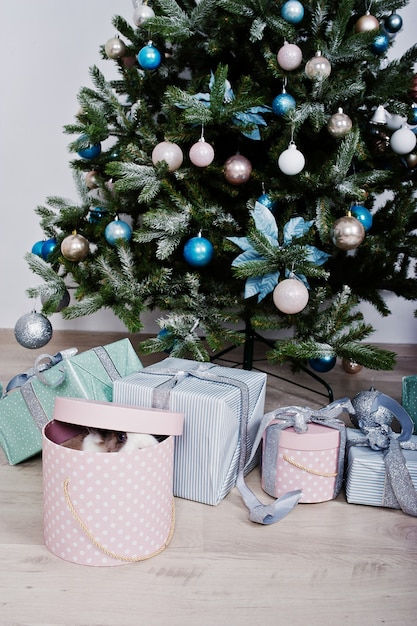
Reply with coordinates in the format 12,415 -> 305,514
402,375 -> 417,435
0,339 -> 142,465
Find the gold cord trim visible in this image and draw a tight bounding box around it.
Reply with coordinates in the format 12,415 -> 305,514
283,454 -> 337,478
63,478 -> 175,562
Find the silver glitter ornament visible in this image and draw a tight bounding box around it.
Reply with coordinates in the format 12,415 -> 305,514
14,311 -> 53,349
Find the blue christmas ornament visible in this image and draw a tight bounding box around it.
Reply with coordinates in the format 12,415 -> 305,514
78,142 -> 101,160
89,207 -> 109,224
104,218 -> 132,246
408,105 -> 417,126
384,13 -> 403,34
272,92 -> 296,117
31,240 -> 45,257
371,33 -> 389,55
257,193 -> 277,213
137,42 -> 161,70
351,205 -> 373,232
41,238 -> 57,260
157,328 -> 175,354
183,235 -> 214,267
281,0 -> 304,24
308,355 -> 337,373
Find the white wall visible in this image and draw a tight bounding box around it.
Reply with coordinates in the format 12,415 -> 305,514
0,1 -> 416,342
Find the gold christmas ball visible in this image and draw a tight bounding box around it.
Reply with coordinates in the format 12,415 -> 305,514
342,359 -> 363,374
104,36 -> 127,60
405,153 -> 417,169
327,108 -> 353,138
223,154 -> 252,185
331,215 -> 365,250
305,51 -> 331,79
355,13 -> 380,33
61,233 -> 89,262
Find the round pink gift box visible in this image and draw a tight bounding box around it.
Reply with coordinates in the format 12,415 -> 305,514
42,397 -> 183,566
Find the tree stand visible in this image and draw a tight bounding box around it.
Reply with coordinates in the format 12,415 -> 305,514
211,320 -> 334,403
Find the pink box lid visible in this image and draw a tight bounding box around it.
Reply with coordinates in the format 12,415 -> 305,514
272,419 -> 339,450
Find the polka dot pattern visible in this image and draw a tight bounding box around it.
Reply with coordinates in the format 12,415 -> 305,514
43,432 -> 174,566
273,447 -> 338,503
402,375 -> 417,434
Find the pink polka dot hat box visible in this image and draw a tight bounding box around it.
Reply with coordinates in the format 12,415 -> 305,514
261,417 -> 344,504
42,396 -> 184,567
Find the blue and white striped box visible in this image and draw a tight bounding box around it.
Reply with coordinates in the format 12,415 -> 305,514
345,429 -> 417,508
113,358 -> 267,505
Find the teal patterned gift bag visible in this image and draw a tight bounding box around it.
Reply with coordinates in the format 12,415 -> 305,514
402,375 -> 417,434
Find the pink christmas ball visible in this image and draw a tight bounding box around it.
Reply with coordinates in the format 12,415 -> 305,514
272,278 -> 309,314
189,140 -> 215,167
277,42 -> 303,71
224,154 -> 252,185
152,141 -> 184,172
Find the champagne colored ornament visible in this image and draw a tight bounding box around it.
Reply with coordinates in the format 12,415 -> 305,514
405,153 -> 417,169
384,13 -> 403,34
331,215 -> 365,251
390,126 -> 417,155
342,359 -> 363,374
189,134 -> 215,167
224,154 -> 252,185
305,51 -> 331,79
61,232 -> 89,262
278,142 -> 305,175
277,42 -> 303,71
133,3 -> 155,26
152,141 -> 184,171
272,278 -> 309,314
14,311 -> 53,349
105,36 -> 127,60
85,170 -> 100,189
327,108 -> 353,138
355,12 -> 380,33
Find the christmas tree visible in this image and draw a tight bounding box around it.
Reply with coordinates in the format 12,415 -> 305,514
26,0 -> 417,373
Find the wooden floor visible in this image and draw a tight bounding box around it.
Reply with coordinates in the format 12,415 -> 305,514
0,329 -> 416,626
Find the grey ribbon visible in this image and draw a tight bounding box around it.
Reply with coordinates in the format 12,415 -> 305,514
4,348 -> 78,395
145,362 -> 301,525
350,390 -> 417,516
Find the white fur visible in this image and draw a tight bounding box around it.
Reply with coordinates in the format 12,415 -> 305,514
121,432 -> 158,451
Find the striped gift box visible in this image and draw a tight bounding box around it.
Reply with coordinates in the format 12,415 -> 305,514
113,358 -> 267,506
345,429 -> 417,508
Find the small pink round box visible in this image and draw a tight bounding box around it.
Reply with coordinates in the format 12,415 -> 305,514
262,420 -> 341,504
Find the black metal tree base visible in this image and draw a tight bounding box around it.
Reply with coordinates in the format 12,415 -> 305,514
211,320 -> 334,403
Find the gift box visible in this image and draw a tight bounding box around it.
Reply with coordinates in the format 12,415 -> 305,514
43,396 -> 184,566
345,429 -> 417,509
346,388 -> 417,515
113,357 -> 267,506
261,400 -> 349,504
0,339 -> 142,465
402,375 -> 417,434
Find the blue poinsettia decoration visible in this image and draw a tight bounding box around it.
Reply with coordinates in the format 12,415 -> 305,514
193,72 -> 271,140
228,202 -> 330,302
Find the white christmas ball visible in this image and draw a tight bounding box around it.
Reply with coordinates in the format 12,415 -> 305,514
278,143 -> 305,175
386,114 -> 407,131
189,140 -> 215,167
390,126 -> 417,155
277,42 -> 303,71
133,4 -> 155,26
273,279 -> 309,314
152,141 -> 184,171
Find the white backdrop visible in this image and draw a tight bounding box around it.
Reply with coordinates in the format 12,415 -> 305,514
0,0 -> 416,343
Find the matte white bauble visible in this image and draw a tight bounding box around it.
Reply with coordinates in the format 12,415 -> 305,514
278,143 -> 305,175
133,4 -> 155,26
390,126 -> 417,155
277,42 -> 303,71
273,279 -> 309,314
189,139 -> 215,167
152,141 -> 184,171
386,114 -> 407,131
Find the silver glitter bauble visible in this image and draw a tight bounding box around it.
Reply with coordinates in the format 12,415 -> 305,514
14,311 -> 53,349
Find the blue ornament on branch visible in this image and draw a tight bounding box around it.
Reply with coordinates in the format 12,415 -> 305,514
183,233 -> 214,267
41,238 -> 57,260
77,138 -> 101,160
384,13 -> 403,34
257,192 -> 277,213
89,207 -> 109,224
281,0 -> 304,24
104,217 -> 132,246
137,41 -> 161,70
350,205 -> 373,232
308,355 -> 337,373
31,240 -> 45,257
272,91 -> 296,117
371,32 -> 389,55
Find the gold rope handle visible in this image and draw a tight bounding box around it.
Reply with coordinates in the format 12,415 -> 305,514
283,454 -> 337,478
63,478 -> 175,562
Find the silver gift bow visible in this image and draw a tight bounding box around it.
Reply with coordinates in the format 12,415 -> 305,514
350,390 -> 417,516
